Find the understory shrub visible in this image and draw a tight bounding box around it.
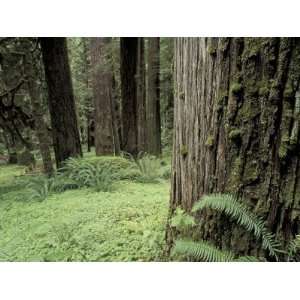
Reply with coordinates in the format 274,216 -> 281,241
122,152 -> 165,183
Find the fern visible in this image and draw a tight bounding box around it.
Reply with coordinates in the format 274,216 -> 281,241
171,207 -> 196,230
61,158 -> 115,192
192,194 -> 281,259
287,234 -> 300,261
27,176 -> 54,201
173,239 -> 236,262
234,256 -> 261,262
134,152 -> 161,183
173,239 -> 261,262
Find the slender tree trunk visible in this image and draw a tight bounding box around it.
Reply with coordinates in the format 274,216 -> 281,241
82,38 -> 94,152
147,37 -> 162,155
168,38 -> 300,260
136,38 -> 147,153
24,54 -> 54,175
90,37 -> 118,155
120,37 -> 138,155
40,37 -> 82,168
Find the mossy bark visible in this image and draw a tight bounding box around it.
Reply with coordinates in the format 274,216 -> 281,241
24,51 -> 54,176
168,38 -> 300,260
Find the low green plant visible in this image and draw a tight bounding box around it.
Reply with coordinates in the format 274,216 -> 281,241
287,234 -> 300,261
171,207 -> 196,231
128,152 -> 162,183
173,239 -> 259,262
26,176 -> 54,201
61,158 -> 115,192
171,194 -> 298,262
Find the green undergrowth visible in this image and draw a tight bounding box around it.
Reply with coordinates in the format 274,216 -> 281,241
0,154 -> 170,261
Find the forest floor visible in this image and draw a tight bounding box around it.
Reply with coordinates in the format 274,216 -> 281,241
0,154 -> 170,261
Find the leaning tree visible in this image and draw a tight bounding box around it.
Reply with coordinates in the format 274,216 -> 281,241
168,37 -> 300,260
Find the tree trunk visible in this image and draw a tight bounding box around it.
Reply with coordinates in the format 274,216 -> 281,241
147,37 -> 162,155
136,38 -> 147,153
120,37 -> 138,155
90,37 -> 119,155
24,53 -> 54,176
168,37 -> 300,260
82,38 -> 94,152
40,37 -> 82,168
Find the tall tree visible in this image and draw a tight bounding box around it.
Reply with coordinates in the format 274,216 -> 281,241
136,38 -> 147,153
160,38 -> 174,150
23,44 -> 54,175
90,37 -> 119,155
168,38 -> 300,260
120,37 -> 138,155
40,37 -> 82,168
147,37 -> 161,155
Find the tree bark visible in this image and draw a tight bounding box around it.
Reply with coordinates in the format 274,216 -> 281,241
120,37 -> 138,155
168,37 -> 300,260
147,37 -> 161,155
24,51 -> 54,175
90,37 -> 119,155
40,37 -> 82,168
136,38 -> 147,153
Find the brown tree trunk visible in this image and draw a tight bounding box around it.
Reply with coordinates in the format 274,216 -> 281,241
40,37 -> 82,168
147,37 -> 161,155
82,38 -> 94,153
168,37 -> 300,260
136,38 -> 147,153
24,53 -> 54,176
120,37 -> 138,155
90,37 -> 119,155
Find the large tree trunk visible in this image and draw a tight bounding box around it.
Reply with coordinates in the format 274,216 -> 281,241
136,38 -> 147,153
120,37 -> 138,155
147,37 -> 161,156
168,38 -> 300,260
24,53 -> 54,176
90,37 -> 119,155
40,37 -> 82,168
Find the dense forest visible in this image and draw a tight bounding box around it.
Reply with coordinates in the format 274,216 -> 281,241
0,37 -> 299,262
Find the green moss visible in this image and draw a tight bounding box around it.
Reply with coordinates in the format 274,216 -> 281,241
258,86 -> 269,97
243,161 -> 259,183
230,83 -> 242,95
180,145 -> 188,157
205,136 -> 214,147
242,38 -> 261,61
227,157 -> 242,190
208,45 -> 217,56
283,84 -> 294,98
278,135 -> 290,159
216,91 -> 228,112
229,129 -> 242,140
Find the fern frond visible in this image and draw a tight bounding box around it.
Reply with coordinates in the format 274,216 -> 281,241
287,234 -> 300,260
173,239 -> 235,262
234,256 -> 261,262
192,194 -> 281,259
